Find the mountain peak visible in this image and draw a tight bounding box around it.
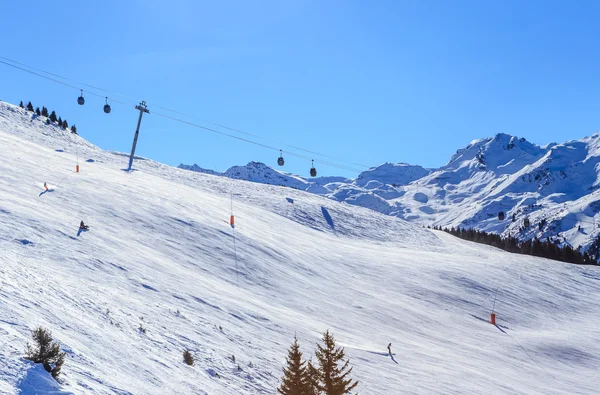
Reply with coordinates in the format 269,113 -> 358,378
355,162 -> 430,187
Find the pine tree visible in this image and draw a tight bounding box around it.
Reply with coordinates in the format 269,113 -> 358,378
42,106 -> 49,117
314,330 -> 358,395
71,124 -> 77,134
25,327 -> 66,380
26,101 -> 34,111
57,116 -> 63,126
35,107 -> 41,116
49,111 -> 57,123
278,337 -> 312,395
62,119 -> 68,130
19,101 -> 24,108
306,359 -> 321,395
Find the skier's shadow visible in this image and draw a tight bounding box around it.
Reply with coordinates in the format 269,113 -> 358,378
367,351 -> 398,364
38,189 -> 55,197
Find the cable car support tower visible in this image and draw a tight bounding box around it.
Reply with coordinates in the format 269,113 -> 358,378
128,101 -> 149,171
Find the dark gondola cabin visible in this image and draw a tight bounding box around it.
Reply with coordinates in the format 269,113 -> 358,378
277,150 -> 284,166
310,160 -> 317,177
103,97 -> 111,114
498,211 -> 505,221
77,90 -> 85,105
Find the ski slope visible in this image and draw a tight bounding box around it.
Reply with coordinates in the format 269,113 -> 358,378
182,132 -> 600,254
1,102 -> 599,394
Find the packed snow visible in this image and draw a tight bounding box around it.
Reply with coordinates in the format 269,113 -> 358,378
182,132 -> 600,254
1,102 -> 600,394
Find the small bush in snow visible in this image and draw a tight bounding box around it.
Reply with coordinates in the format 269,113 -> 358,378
24,327 -> 66,380
183,350 -> 194,366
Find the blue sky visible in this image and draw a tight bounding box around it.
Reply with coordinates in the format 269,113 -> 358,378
1,0 -> 600,178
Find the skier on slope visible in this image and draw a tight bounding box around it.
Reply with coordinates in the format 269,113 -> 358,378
387,343 -> 392,355
44,182 -> 48,191
79,220 -> 89,230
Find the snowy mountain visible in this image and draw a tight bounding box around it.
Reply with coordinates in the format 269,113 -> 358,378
178,162 -> 349,194
2,100 -> 600,394
181,132 -> 600,255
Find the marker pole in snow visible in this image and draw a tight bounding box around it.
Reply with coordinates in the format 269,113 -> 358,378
490,287 -> 499,325
127,101 -> 149,171
230,191 -> 239,285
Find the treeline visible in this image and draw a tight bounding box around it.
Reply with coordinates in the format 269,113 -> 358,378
19,100 -> 77,134
433,226 -> 598,265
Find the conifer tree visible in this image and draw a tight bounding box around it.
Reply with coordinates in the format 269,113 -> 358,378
26,101 -> 34,111
35,107 -> 41,116
62,119 -> 68,130
278,336 -> 312,395
314,330 -> 358,395
49,111 -> 57,122
71,124 -> 77,134
19,101 -> 24,108
42,106 -> 49,117
306,359 -> 321,395
25,327 -> 66,379
57,116 -> 62,126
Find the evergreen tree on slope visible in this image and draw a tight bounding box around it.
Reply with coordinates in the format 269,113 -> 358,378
314,330 -> 358,395
278,336 -> 312,395
306,359 -> 321,395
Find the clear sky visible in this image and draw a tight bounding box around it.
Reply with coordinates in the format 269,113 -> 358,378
1,0 -> 599,178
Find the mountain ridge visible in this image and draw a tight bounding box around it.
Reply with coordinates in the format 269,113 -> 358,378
180,132 -> 600,255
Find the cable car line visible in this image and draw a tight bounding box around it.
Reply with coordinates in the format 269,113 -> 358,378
152,110 -> 363,173
0,55 -> 366,174
1,55 -> 370,169
206,122 -> 371,169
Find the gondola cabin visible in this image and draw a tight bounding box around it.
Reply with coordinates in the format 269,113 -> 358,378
77,90 -> 85,105
103,97 -> 111,114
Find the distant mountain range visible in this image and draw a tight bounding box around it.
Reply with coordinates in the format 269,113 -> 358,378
180,132 -> 600,252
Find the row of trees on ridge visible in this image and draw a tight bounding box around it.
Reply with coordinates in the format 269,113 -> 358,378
20,101 -> 77,134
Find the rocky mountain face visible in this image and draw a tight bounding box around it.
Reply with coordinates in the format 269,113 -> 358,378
180,132 -> 600,252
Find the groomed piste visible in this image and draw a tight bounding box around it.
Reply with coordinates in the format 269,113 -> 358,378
1,101 -> 599,394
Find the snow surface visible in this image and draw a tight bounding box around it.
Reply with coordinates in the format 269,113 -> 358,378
1,102 -> 600,394
182,131 -> 600,253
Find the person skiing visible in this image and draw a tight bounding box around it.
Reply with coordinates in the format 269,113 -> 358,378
79,220 -> 89,230
44,182 -> 48,191
387,343 -> 392,355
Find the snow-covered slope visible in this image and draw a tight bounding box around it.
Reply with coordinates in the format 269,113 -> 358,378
2,101 -> 600,394
181,132 -> 600,254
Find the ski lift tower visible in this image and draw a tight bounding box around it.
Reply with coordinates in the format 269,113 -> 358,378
127,101 -> 149,171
